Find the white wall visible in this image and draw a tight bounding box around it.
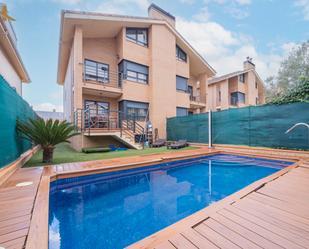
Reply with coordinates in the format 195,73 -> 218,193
0,45 -> 22,95
63,48 -> 73,122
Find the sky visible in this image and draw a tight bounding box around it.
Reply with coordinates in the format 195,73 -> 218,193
4,0 -> 309,112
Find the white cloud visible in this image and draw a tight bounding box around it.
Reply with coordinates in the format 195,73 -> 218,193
33,103 -> 63,112
210,0 -> 251,5
226,6 -> 249,19
281,42 -> 298,55
295,0 -> 309,20
193,6 -> 211,21
180,0 -> 195,4
176,18 -> 287,80
93,0 -> 149,15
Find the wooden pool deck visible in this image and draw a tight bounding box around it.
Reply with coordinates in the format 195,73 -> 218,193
0,145 -> 308,249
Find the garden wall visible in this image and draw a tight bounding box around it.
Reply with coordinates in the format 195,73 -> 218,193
0,75 -> 36,168
167,102 -> 309,150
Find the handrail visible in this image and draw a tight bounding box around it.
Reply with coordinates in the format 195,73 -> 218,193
73,108 -> 146,147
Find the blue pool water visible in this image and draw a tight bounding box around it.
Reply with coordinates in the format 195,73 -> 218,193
48,154 -> 292,249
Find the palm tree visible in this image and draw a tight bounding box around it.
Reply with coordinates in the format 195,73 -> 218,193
17,118 -> 79,163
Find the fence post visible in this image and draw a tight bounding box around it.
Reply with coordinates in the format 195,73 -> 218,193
208,110 -> 212,148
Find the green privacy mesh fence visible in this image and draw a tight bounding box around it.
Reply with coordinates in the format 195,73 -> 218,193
167,112 -> 209,143
167,102 -> 309,150
0,75 -> 36,168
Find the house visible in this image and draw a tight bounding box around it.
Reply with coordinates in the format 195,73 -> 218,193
0,14 -> 30,95
207,58 -> 265,111
57,4 -> 216,150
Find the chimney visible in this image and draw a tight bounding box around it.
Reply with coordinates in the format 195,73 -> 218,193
243,56 -> 255,70
148,4 -> 175,27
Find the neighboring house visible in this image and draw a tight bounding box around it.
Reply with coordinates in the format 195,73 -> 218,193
207,58 -> 265,111
36,110 -> 64,121
0,15 -> 30,95
57,4 -> 216,150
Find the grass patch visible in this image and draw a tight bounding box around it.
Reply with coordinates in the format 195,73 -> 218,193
25,143 -> 197,167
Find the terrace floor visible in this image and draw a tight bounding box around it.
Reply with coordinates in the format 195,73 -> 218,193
0,145 -> 309,249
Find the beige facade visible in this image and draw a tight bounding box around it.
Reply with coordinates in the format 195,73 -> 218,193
207,59 -> 265,111
57,4 -> 216,150
0,16 -> 30,95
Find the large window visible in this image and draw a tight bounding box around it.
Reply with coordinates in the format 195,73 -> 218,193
176,107 -> 188,117
84,59 -> 109,82
118,60 -> 148,84
176,45 -> 187,62
231,92 -> 245,106
176,75 -> 188,92
119,100 -> 149,121
126,28 -> 148,46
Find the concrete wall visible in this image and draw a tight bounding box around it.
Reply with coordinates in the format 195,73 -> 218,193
63,47 -> 73,122
0,44 -> 22,95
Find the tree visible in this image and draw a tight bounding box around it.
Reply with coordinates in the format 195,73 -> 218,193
17,118 -> 79,163
266,40 -> 309,102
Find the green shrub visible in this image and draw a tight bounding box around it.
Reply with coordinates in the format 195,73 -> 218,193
82,147 -> 111,153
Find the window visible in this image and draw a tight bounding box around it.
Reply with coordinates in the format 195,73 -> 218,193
126,28 -> 148,46
231,92 -> 245,106
118,60 -> 148,84
176,75 -> 188,92
84,59 -> 109,82
255,81 -> 258,89
176,45 -> 187,62
256,97 -> 258,105
119,100 -> 149,121
239,73 -> 245,83
176,107 -> 188,117
218,90 -> 221,102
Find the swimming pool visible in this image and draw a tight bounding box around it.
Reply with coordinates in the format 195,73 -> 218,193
48,154 -> 292,249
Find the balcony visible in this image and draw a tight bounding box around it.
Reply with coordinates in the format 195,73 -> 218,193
190,95 -> 206,108
82,63 -> 123,98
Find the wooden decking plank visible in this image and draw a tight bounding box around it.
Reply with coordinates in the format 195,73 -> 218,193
204,218 -> 262,249
195,223 -> 241,249
154,241 -> 176,249
168,234 -> 198,249
258,186 -> 309,207
218,208 -> 302,249
239,197 -> 309,229
0,236 -> 26,248
248,192 -> 309,219
181,228 -> 219,249
209,214 -> 282,248
0,220 -> 30,236
0,209 -> 32,222
225,205 -> 309,248
0,228 -> 28,244
234,199 -> 309,237
0,215 -> 31,229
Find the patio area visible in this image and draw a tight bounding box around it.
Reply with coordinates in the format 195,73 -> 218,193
0,145 -> 309,249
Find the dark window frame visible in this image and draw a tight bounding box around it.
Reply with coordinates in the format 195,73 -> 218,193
176,45 -> 187,62
119,100 -> 149,121
176,75 -> 188,92
239,73 -> 245,83
231,92 -> 245,106
176,107 -> 188,117
84,59 -> 109,83
126,28 -> 148,47
118,60 -> 149,85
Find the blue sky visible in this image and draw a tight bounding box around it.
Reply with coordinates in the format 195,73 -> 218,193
5,0 -> 309,111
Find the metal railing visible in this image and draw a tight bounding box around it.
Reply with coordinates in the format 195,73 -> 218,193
74,109 -> 145,147
83,65 -> 123,89
190,95 -> 206,103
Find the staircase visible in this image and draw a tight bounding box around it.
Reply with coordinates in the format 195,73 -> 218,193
73,109 -> 145,150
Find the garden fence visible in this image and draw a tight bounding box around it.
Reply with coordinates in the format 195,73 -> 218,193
0,75 -> 37,168
167,102 -> 309,150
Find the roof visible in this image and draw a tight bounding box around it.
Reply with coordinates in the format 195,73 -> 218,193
57,9 -> 216,84
148,3 -> 175,20
0,16 -> 30,83
208,68 -> 264,87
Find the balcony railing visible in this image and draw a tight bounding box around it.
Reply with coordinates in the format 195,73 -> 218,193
83,65 -> 123,89
190,95 -> 206,103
